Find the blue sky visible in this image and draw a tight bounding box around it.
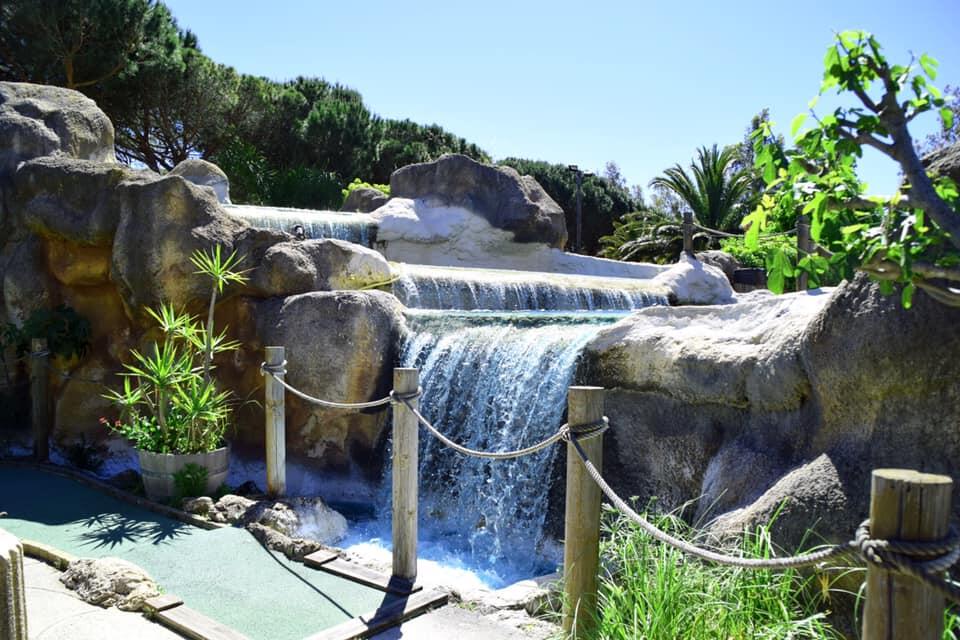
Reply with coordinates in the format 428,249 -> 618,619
164,0 -> 959,195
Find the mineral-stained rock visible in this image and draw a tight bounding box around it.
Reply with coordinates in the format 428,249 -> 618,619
169,158 -> 231,204
2,235 -> 55,324
256,291 -> 406,469
182,496 -> 215,516
60,557 -> 160,611
14,157 -> 153,246
45,238 -> 112,286
390,154 -> 567,248
111,174 -> 248,318
341,186 -> 388,213
0,82 -> 115,177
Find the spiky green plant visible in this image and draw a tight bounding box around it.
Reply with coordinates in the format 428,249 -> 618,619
650,144 -> 753,233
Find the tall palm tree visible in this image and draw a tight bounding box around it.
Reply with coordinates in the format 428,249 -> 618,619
649,144 -> 752,233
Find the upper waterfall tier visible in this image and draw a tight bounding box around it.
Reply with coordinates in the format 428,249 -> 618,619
391,263 -> 670,311
225,204 -> 376,246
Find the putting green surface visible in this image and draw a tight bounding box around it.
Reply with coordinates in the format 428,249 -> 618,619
0,467 -> 390,640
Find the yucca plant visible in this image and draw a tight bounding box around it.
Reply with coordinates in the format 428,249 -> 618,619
104,247 -> 248,454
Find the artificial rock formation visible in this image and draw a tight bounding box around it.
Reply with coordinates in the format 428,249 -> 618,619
390,153 -> 568,248
60,557 -> 160,611
582,275 -> 960,550
0,81 -> 408,470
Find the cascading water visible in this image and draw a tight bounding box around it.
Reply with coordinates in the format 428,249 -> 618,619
391,264 -> 668,311
343,295 -> 667,588
224,203 -> 376,246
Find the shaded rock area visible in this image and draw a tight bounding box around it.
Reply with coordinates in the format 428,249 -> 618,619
341,186 -> 388,212
390,153 -> 567,248
924,141 -> 960,185
581,275 -> 960,551
0,81 -> 408,471
60,557 -> 160,611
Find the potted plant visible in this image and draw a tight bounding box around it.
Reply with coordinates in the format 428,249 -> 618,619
104,247 -> 248,501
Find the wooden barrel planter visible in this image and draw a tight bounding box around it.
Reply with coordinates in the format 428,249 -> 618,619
138,447 -> 230,501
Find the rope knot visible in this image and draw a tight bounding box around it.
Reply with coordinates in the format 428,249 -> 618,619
561,417 -> 609,442
389,387 -> 423,404
260,360 -> 288,378
855,519 -> 960,574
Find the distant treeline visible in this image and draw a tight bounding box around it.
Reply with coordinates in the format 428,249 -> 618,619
0,0 -> 640,251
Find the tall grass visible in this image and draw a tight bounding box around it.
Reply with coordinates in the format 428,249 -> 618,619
591,505 -> 843,640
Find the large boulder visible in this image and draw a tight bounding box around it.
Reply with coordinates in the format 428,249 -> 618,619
13,157 -> 154,246
0,82 -> 115,177
341,187 -> 388,213
169,158 -> 231,204
256,291 -> 406,469
248,239 -> 394,297
111,174 -> 248,317
580,276 -> 960,550
2,235 -> 56,323
389,154 -> 567,248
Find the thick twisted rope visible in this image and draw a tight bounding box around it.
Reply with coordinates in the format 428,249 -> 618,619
568,432 -> 857,569
397,395 -> 608,460
260,361 -> 393,410
569,431 -> 960,599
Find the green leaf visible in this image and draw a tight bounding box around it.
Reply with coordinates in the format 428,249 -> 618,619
942,107 -> 955,132
919,54 -> 939,80
766,249 -> 794,294
790,113 -> 808,137
901,282 -> 915,309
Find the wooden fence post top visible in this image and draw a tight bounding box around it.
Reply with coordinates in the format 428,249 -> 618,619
872,468 -> 952,485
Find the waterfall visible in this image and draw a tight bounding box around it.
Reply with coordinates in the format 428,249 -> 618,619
383,309 -> 654,586
392,264 -> 668,311
224,204 -> 376,246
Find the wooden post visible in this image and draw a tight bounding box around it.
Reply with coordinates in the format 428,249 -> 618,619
30,338 -> 50,462
392,368 -> 419,583
682,210 -> 694,256
0,529 -> 28,640
862,469 -> 952,640
797,215 -> 811,291
264,346 -> 286,497
563,386 -> 605,638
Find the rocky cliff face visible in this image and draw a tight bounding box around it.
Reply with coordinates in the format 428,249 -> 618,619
581,277 -> 960,549
0,82 -> 402,472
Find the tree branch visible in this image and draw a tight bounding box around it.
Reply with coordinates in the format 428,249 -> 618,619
915,281 -> 960,307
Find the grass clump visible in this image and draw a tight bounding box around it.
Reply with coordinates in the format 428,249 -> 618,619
592,505 -> 842,640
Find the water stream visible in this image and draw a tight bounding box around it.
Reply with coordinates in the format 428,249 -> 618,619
225,204 -> 376,246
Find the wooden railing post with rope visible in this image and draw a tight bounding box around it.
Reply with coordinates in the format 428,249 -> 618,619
563,386 -> 605,638
263,346 -> 286,496
863,469 -> 952,640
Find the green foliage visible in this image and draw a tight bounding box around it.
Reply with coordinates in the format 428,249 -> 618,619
650,144 -> 753,233
599,209 -> 701,263
500,158 -> 639,254
2,305 -> 91,360
341,177 -> 390,203
0,0 -> 180,90
172,462 -> 208,502
64,434 -> 106,472
593,505 -> 843,639
104,247 -> 247,454
745,31 -> 960,303
917,84 -> 959,156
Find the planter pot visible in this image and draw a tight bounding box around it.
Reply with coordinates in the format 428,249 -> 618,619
137,446 -> 229,502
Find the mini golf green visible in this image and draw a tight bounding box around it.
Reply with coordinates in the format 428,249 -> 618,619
0,466 -> 391,640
